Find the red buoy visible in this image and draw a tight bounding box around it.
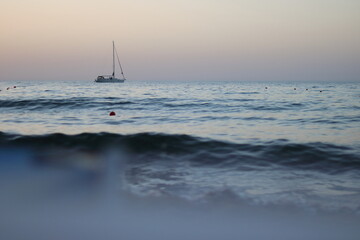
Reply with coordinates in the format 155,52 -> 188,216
109,111 -> 116,116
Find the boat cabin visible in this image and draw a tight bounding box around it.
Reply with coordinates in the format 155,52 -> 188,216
96,75 -> 114,80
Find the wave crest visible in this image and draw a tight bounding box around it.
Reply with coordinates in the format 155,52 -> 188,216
0,132 -> 359,173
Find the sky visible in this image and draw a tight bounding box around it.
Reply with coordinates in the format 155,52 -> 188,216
1,0 -> 360,81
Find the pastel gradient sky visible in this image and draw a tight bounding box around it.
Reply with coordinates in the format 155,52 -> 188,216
1,0 -> 359,81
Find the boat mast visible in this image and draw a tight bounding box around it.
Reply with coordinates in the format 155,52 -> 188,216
112,41 -> 115,77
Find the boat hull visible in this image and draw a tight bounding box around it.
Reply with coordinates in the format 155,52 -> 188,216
95,78 -> 125,83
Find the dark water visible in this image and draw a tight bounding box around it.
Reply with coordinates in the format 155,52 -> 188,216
1,80 -> 360,239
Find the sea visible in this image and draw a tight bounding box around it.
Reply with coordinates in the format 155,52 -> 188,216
1,80 -> 360,239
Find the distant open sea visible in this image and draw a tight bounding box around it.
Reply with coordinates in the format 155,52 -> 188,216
1,80 -> 360,239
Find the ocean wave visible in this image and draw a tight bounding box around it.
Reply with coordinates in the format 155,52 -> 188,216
1,132 -> 359,173
0,98 -> 133,110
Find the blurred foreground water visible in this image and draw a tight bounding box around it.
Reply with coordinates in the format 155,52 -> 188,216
1,132 -> 360,240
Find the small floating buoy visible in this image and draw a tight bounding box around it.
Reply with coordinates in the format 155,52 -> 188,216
109,111 -> 116,116
13,86 -> 16,88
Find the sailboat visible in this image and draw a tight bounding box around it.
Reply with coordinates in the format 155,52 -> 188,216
95,41 -> 126,83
